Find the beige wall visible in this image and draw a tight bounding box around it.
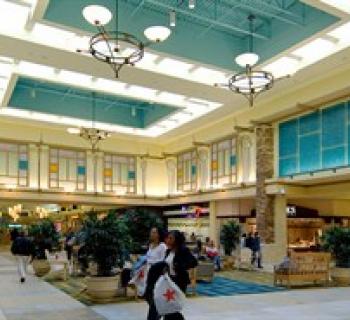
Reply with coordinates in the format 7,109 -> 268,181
216,199 -> 255,217
291,199 -> 350,216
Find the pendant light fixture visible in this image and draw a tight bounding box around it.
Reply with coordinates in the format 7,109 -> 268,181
67,92 -> 111,151
77,0 -> 171,78
215,15 -> 274,107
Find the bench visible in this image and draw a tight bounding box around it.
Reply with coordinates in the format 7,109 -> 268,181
188,261 -> 215,295
274,251 -> 331,288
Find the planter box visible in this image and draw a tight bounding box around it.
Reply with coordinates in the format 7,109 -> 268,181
86,276 -> 119,301
32,259 -> 51,277
331,267 -> 350,286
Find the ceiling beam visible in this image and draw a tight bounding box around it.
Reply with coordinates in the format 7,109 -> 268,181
234,1 -> 303,27
199,3 -> 242,37
144,0 -> 269,40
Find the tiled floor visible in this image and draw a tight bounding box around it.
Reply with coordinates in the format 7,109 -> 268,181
1,252 -> 350,320
0,255 -> 105,320
93,288 -> 350,320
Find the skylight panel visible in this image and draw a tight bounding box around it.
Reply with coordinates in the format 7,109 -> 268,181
292,38 -> 336,63
328,21 -> 350,43
0,1 -> 29,31
156,58 -> 194,77
190,67 -> 229,85
320,0 -> 350,13
126,85 -> 158,101
263,57 -> 300,77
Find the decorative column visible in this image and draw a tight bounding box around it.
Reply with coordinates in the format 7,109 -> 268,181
209,201 -> 218,245
274,195 -> 288,260
94,151 -> 104,193
28,143 -> 39,188
39,144 -> 49,189
197,147 -> 209,190
255,123 -> 274,243
140,157 -> 147,195
86,150 -> 95,192
166,157 -> 177,195
238,134 -> 253,183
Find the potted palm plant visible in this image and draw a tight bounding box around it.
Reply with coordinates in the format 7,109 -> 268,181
220,220 -> 240,269
82,212 -> 130,301
28,219 -> 59,277
322,227 -> 350,285
120,208 -> 164,254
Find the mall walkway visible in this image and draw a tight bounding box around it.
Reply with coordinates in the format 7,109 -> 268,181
94,287 -> 350,320
0,254 -> 105,320
1,251 -> 350,320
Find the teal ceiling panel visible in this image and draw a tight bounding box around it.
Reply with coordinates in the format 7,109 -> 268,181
43,0 -> 338,70
9,77 -> 178,129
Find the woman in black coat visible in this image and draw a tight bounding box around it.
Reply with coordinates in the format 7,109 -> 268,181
165,231 -> 198,294
145,230 -> 197,320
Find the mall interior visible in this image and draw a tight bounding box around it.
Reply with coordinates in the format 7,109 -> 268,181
1,0 -> 350,319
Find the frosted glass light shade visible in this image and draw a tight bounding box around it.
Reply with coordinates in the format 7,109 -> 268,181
235,52 -> 259,67
144,26 -> 171,42
82,5 -> 112,26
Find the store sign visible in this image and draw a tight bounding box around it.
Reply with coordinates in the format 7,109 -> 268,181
286,206 -> 296,217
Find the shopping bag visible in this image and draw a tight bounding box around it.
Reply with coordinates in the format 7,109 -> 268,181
154,274 -> 186,316
129,264 -> 147,296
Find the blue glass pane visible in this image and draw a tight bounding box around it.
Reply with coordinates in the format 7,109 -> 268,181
191,165 -> 197,176
279,119 -> 297,157
279,158 -> 297,176
299,134 -> 320,172
348,124 -> 350,165
322,147 -> 345,169
230,155 -> 236,167
77,166 -> 86,175
128,171 -> 135,180
18,160 -> 28,170
322,103 -> 345,148
299,111 -> 320,135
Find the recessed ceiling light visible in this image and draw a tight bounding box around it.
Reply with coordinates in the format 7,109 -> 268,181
67,127 -> 80,134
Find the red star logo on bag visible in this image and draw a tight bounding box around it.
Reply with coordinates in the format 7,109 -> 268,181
163,289 -> 176,302
138,270 -> 144,279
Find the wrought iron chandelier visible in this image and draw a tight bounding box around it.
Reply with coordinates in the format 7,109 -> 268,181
67,92 -> 111,150
215,15 -> 274,107
77,1 -> 171,78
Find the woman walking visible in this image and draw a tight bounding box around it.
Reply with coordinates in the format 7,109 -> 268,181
143,227 -> 167,320
145,230 -> 197,320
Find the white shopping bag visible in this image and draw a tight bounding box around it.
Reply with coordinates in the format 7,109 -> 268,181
154,274 -> 186,316
129,264 -> 147,296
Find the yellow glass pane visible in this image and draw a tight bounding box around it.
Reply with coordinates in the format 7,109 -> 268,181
50,164 -> 58,173
104,168 -> 112,177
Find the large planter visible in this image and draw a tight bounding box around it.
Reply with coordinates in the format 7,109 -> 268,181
331,267 -> 350,286
86,276 -> 119,301
32,259 -> 51,277
222,256 -> 235,270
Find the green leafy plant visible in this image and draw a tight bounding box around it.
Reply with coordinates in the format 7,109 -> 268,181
220,220 -> 240,256
120,208 -> 164,254
28,219 -> 60,259
28,219 -> 60,248
322,227 -> 350,268
82,212 -> 131,276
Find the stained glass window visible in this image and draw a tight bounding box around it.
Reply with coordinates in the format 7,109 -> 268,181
49,148 -> 86,191
177,150 -> 197,192
0,142 -> 28,187
103,154 -> 136,194
211,137 -> 237,186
